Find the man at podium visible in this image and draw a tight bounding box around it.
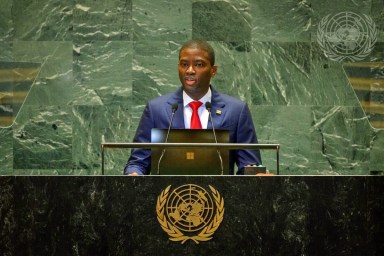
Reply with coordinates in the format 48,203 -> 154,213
124,39 -> 261,175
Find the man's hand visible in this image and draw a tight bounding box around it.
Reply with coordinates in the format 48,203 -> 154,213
128,172 -> 139,176
256,173 -> 274,176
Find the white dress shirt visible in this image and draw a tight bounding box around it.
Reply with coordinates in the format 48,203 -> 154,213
183,88 -> 212,129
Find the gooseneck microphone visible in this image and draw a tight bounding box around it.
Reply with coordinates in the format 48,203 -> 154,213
205,102 -> 224,175
157,103 -> 178,175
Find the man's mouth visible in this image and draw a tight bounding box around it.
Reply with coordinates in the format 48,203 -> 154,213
185,77 -> 196,86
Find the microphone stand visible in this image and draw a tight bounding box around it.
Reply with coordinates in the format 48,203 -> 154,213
206,102 -> 224,175
157,103 -> 178,175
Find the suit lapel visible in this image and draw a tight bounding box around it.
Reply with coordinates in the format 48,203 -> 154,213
207,87 -> 226,129
166,87 -> 185,128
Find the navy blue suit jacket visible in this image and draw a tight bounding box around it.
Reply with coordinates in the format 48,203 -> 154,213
124,86 -> 261,175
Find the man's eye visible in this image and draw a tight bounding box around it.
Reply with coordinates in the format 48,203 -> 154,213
180,63 -> 188,67
195,63 -> 204,67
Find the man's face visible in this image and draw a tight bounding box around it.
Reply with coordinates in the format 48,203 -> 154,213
178,48 -> 217,100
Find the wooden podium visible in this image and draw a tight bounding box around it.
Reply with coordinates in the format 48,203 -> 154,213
0,176 -> 383,255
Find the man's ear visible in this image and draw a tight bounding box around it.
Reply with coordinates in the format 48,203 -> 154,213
211,65 -> 218,77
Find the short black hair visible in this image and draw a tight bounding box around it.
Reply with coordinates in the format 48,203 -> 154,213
179,39 -> 215,66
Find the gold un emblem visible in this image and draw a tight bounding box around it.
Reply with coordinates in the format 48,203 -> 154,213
156,184 -> 224,244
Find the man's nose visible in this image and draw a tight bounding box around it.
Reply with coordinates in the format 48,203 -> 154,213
186,65 -> 195,74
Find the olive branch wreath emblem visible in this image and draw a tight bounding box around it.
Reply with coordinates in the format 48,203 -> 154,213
156,185 -> 224,244
317,12 -> 377,62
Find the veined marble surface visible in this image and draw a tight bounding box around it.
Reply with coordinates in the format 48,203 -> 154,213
0,0 -> 383,175
0,176 -> 383,254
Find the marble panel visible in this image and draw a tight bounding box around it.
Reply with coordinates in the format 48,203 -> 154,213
72,41 -> 132,106
310,106 -> 375,175
343,45 -> 384,129
249,42 -> 312,105
0,61 -> 40,128
209,41 -> 250,101
11,41 -> 73,106
372,0 -> 384,41
192,0 -> 251,41
0,127 -> 13,174
13,105 -> 73,169
368,42 -> 384,62
133,0 -> 191,41
0,0 -> 13,41
132,41 -> 181,107
12,0 -> 72,40
73,0 -> 132,41
251,106 -> 312,175
369,129 -> 384,173
12,41 -> 65,66
13,169 -> 68,175
0,42 -> 13,62
103,148 -> 132,176
251,104 -> 384,175
250,0 -> 311,42
72,105 -> 133,175
310,43 -> 360,106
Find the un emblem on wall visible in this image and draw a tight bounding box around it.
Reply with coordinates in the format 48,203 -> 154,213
317,11 -> 377,62
156,184 -> 224,244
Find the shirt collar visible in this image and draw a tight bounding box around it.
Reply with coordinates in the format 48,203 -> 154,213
183,88 -> 212,107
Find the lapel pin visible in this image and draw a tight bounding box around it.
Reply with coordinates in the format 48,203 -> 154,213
216,109 -> 222,115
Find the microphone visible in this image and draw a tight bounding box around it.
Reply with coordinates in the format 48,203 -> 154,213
205,102 -> 224,175
157,103 -> 178,174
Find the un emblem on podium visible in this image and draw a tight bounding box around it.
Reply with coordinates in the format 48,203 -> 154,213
156,184 -> 224,244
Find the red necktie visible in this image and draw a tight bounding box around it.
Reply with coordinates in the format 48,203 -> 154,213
189,101 -> 203,129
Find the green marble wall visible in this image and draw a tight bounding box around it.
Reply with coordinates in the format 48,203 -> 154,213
0,0 -> 383,175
